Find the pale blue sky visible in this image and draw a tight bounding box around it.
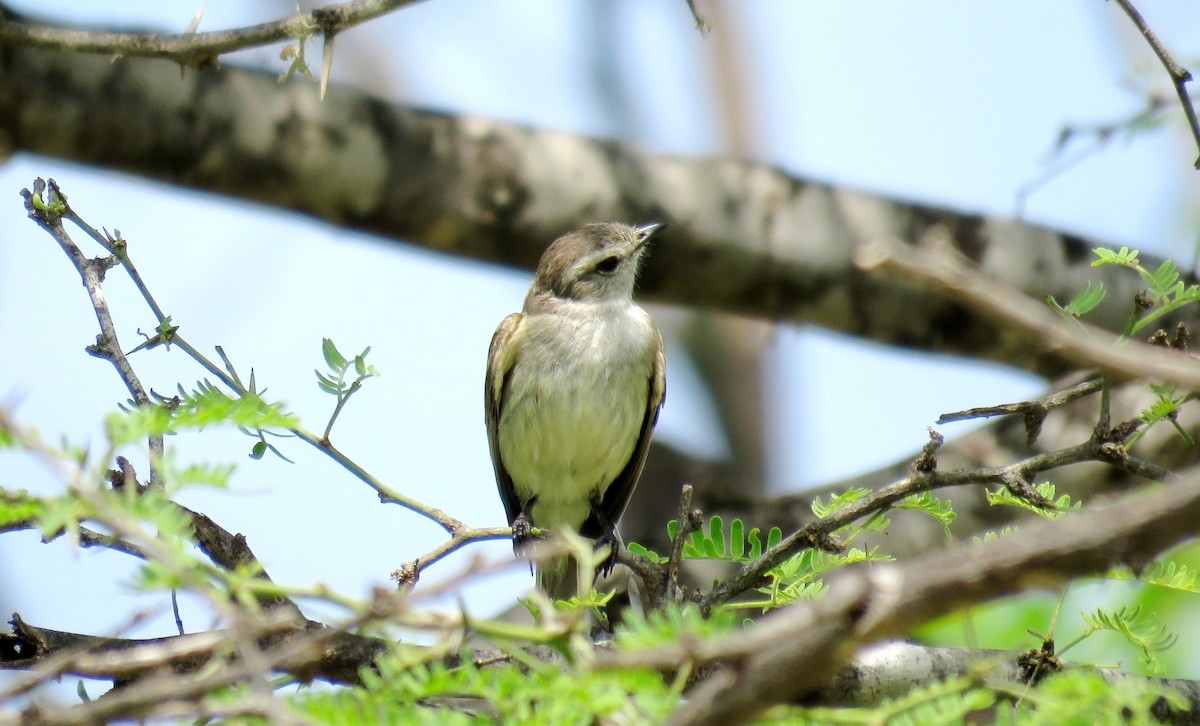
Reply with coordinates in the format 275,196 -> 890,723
1,0 -> 1197,664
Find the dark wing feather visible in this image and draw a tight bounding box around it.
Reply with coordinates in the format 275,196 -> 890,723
583,326 -> 667,539
485,313 -> 525,525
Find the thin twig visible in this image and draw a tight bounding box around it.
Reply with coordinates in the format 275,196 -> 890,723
292,428 -> 466,533
1112,0 -> 1200,168
0,0 -> 424,68
34,178 -> 468,536
701,437 -> 1174,609
21,180 -> 165,489
938,377 -> 1103,445
391,526 -> 512,587
665,484 -> 700,604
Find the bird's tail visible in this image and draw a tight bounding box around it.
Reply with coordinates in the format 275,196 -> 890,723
535,554 -> 583,602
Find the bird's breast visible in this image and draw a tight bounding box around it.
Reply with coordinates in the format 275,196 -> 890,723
497,304 -> 656,529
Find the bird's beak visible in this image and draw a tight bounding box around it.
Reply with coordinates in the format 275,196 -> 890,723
635,222 -> 667,249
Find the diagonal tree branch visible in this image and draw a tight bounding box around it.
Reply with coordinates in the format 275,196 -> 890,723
0,37 -> 1187,376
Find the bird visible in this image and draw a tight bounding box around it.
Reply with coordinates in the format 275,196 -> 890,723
485,222 -> 667,600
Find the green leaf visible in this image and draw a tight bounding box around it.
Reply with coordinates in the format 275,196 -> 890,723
105,384 -> 298,446
729,518 -> 745,559
1144,259 -> 1179,297
895,491 -> 956,537
810,487 -> 870,518
625,541 -> 666,563
315,370 -> 342,394
1106,560 -> 1200,593
1129,384 -> 1193,448
766,527 -> 782,550
1082,605 -> 1177,674
615,602 -> 739,651
0,491 -> 44,528
322,337 -> 347,370
985,481 -> 1078,519
1091,245 -> 1139,267
1063,280 -> 1106,317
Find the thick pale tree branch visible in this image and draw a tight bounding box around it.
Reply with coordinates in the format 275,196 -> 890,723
0,39 -> 1185,375
813,641 -> 1200,716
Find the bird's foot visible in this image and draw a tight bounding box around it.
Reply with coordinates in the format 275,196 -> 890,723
594,531 -> 620,578
512,511 -> 537,552
587,493 -> 621,578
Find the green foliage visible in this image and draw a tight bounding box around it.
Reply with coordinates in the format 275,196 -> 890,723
1077,606 -> 1177,674
1055,245 -> 1200,338
997,669 -> 1187,725
895,491 -> 956,538
105,381 -> 298,446
0,490 -> 44,528
1106,560 -> 1200,594
316,337 -> 379,438
1090,245 -> 1141,268
288,647 -> 683,726
624,540 -> 667,563
972,526 -> 1021,545
810,487 -> 871,518
1129,384 -> 1193,447
1047,280 -> 1105,319
986,481 -> 1078,519
616,602 -> 740,650
745,546 -> 893,612
668,516 -> 782,563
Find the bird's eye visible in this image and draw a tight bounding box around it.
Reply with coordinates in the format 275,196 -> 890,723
595,256 -> 620,274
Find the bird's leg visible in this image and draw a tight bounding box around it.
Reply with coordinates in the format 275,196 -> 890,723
512,495 -> 540,551
512,496 -> 541,574
588,494 -> 621,578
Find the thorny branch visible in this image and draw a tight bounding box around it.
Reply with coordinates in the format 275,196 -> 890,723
24,178 -> 469,539
0,1 -> 422,69
21,180 -> 164,489
938,377 -> 1103,445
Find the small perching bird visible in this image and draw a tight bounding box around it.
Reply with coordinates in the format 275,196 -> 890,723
485,222 -> 667,600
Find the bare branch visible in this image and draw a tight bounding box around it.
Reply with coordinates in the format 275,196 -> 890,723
0,1 -> 424,69
938,376 -> 1102,445
1111,0 -> 1200,168
391,526 -> 512,587
21,180 -> 165,488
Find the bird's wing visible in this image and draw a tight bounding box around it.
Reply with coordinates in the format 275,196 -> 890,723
485,312 -> 525,525
584,325 -> 667,539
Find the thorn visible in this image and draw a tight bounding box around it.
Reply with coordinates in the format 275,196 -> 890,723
320,34 -> 335,101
